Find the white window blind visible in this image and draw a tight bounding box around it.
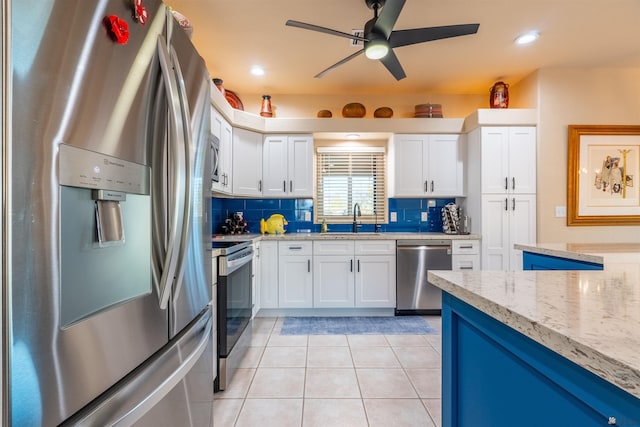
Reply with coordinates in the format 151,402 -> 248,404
315,147 -> 387,224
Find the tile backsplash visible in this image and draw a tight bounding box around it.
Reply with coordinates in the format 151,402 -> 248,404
212,197 -> 456,235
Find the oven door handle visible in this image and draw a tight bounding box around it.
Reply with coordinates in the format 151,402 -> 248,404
222,252 -> 253,276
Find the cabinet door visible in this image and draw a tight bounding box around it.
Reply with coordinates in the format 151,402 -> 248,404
509,195 -> 536,271
313,256 -> 355,307
481,195 -> 510,270
393,135 -> 426,196
355,255 -> 396,308
427,134 -> 463,196
259,241 -> 279,309
211,109 -> 232,193
252,242 -> 260,317
278,256 -> 313,308
480,127 -> 510,194
219,116 -> 233,192
288,135 -> 314,197
232,128 -> 263,196
262,135 -> 288,196
508,127 -> 537,194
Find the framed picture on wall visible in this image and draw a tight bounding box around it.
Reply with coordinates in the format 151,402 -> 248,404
567,125 -> 640,226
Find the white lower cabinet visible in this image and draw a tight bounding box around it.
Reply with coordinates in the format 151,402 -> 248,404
354,254 -> 396,307
313,240 -> 396,308
313,240 -> 355,308
452,240 -> 481,271
278,241 -> 313,308
259,241 -> 279,309
252,241 -> 261,317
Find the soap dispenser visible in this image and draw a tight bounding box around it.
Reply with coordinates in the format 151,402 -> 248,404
321,218 -> 328,233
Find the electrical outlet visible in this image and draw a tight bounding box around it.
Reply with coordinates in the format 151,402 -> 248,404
555,206 -> 567,218
390,212 -> 397,222
421,211 -> 428,221
304,211 -> 311,221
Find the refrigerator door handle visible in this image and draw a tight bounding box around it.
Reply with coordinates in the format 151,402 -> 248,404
168,45 -> 195,296
155,36 -> 187,309
62,308 -> 213,427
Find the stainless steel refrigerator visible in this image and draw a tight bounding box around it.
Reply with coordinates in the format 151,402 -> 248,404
3,0 -> 214,425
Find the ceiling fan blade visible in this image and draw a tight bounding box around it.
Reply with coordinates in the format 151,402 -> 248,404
286,20 -> 368,42
314,49 -> 365,78
374,0 -> 406,39
389,23 -> 480,48
379,48 -> 406,80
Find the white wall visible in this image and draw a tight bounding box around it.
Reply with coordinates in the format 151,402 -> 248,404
239,92 -> 487,119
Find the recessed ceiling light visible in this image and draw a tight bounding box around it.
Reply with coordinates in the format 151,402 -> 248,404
514,31 -> 540,45
346,134 -> 360,140
250,65 -> 265,76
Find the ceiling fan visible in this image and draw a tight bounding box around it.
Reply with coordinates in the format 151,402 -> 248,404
286,0 -> 479,81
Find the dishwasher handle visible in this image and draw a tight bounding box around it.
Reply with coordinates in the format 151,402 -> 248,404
397,239 -> 451,247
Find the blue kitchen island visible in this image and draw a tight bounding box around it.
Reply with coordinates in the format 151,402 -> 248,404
428,267 -> 640,427
515,242 -> 640,270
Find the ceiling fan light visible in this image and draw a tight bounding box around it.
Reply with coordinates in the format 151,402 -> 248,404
365,39 -> 389,60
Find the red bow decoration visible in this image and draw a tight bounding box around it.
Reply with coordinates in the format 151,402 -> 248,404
104,15 -> 129,44
134,0 -> 149,25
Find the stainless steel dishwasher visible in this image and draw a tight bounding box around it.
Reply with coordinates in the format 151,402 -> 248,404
396,239 -> 452,315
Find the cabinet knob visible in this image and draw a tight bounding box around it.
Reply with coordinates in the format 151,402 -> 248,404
512,177 -> 516,190
505,177 -> 508,190
430,180 -> 434,192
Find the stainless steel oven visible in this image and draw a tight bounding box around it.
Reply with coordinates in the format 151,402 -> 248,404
213,240 -> 253,391
210,133 -> 220,184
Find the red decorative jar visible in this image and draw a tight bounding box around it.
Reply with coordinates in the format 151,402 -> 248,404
212,78 -> 225,96
489,81 -> 509,108
260,95 -> 273,118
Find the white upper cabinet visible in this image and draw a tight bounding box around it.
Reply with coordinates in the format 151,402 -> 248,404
232,128 -> 263,196
263,135 -> 314,198
393,134 -> 464,197
211,108 -> 233,194
480,127 -> 536,194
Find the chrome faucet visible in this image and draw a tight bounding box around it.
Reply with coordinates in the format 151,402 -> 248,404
352,203 -> 361,233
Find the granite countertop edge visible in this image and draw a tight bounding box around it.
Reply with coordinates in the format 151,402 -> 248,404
427,270 -> 640,400
212,232 -> 481,242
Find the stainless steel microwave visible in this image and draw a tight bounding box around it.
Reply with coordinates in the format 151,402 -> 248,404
210,133 -> 220,183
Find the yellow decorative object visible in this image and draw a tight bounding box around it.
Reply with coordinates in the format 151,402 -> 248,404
260,214 -> 288,235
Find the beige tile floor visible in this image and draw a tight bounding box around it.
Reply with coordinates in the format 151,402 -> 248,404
213,316 -> 442,427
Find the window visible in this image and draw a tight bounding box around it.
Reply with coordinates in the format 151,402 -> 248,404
315,147 -> 387,224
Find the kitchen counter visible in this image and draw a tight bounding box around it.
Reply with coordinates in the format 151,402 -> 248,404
515,242 -> 640,266
213,232 -> 480,242
428,267 -> 640,425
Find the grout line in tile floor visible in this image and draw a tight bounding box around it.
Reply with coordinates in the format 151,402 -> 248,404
213,315 -> 442,427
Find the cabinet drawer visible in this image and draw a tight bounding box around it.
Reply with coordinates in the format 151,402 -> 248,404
452,254 -> 480,271
278,240 -> 312,255
355,240 -> 396,255
452,240 -> 480,255
313,240 -> 355,256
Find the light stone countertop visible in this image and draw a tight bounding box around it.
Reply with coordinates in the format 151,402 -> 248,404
427,266 -> 640,399
212,232 -> 481,242
514,242 -> 640,265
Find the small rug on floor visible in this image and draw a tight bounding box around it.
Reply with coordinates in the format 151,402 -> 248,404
280,316 -> 435,335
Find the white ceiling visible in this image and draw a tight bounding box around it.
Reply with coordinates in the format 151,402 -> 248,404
165,0 -> 640,97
